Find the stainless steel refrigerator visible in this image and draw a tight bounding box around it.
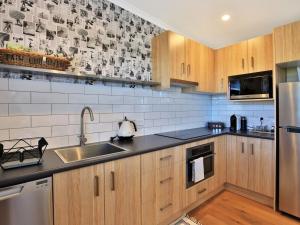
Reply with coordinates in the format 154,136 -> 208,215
279,82 -> 300,217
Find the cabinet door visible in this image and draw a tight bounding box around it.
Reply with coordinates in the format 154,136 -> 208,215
236,136 -> 249,189
104,156 -> 141,225
248,139 -> 274,197
53,165 -> 104,225
227,41 -> 248,76
185,39 -> 199,83
208,136 -> 227,192
197,44 -> 215,92
214,48 -> 227,93
226,135 -> 238,185
248,34 -> 273,73
169,32 -> 186,80
274,21 -> 300,64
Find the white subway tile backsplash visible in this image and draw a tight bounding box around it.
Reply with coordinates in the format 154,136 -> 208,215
69,94 -> 98,104
47,136 -> 69,149
134,88 -> 152,97
52,104 -> 84,114
111,86 -> 135,96
10,127 -> 51,139
0,78 -> 8,90
113,105 -> 135,113
0,91 -> 30,103
0,116 -> 30,129
124,96 -> 143,105
85,123 -> 112,133
145,112 -> 160,119
98,95 -> 123,104
31,92 -> 68,104
0,104 -> 8,116
84,84 -> 111,95
100,113 -> 123,122
0,129 -> 9,140
51,82 -> 84,94
69,113 -> 99,125
52,125 -> 80,136
9,79 -> 50,92
32,115 -> 69,127
10,104 -> 51,116
134,105 -> 152,112
89,105 -> 113,113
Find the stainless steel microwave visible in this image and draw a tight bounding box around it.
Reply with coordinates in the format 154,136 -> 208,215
228,71 -> 273,100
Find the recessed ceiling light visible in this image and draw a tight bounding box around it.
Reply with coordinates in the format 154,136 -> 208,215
221,14 -> 231,21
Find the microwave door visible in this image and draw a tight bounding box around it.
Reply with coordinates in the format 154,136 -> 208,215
279,82 -> 300,127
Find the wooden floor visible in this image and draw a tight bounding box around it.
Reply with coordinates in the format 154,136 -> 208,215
189,191 -> 300,225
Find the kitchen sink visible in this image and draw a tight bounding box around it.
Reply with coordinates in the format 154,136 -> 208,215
55,143 -> 128,163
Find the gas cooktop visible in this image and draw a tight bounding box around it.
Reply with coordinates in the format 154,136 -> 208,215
155,128 -> 212,140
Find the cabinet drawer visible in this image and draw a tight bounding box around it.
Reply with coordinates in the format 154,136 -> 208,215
184,180 -> 208,207
141,146 -> 183,173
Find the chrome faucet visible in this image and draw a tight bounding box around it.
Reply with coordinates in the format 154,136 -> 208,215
79,106 -> 94,146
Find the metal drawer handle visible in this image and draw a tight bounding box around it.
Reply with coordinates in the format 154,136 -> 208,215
111,171 -> 115,191
181,63 -> 185,74
160,155 -> 172,161
251,143 -> 254,155
160,177 -> 173,184
242,58 -> 245,69
197,188 -> 207,195
94,176 -> 100,197
0,186 -> 23,201
160,203 -> 173,211
242,142 -> 245,153
251,56 -> 254,68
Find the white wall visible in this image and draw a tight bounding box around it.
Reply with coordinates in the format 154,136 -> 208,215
0,77 -> 212,149
212,95 -> 275,128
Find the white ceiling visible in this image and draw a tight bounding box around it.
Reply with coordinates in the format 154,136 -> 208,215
109,0 -> 300,49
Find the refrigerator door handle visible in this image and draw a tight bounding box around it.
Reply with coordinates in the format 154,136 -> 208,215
282,126 -> 300,133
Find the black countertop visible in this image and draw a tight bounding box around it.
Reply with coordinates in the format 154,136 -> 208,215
0,128 -> 274,188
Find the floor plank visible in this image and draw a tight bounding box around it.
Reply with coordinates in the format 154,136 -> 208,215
189,191 -> 300,225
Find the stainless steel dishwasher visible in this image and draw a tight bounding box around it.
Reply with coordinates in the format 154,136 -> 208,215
0,177 -> 53,225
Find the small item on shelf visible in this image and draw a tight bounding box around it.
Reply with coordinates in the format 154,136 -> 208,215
207,122 -> 225,130
0,48 -> 70,71
0,137 -> 48,170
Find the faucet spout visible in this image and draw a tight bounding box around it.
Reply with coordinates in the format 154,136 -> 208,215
80,106 -> 94,146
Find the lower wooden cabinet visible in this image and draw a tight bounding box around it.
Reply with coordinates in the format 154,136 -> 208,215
53,156 -> 141,225
141,146 -> 184,225
226,135 -> 275,198
104,155 -> 141,225
53,164 -> 105,225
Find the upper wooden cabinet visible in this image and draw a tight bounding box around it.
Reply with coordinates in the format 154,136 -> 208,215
226,34 -> 273,76
152,31 -> 214,90
247,35 -> 273,72
214,47 -> 229,93
274,20 -> 300,64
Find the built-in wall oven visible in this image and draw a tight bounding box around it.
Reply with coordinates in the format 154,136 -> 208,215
186,142 -> 214,188
229,71 -> 273,100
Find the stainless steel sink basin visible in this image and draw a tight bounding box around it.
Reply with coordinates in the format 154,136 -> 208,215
55,143 -> 128,163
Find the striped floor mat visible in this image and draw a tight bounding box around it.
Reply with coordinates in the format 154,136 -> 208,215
170,215 -> 202,225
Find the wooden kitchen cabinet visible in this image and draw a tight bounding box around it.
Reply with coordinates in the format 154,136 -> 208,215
248,139 -> 274,197
227,40 -> 249,76
141,146 -> 184,225
214,47 -> 228,93
248,34 -> 273,72
208,136 -> 227,192
226,136 -> 274,198
53,164 -> 105,225
104,156 -> 141,225
274,20 -> 300,64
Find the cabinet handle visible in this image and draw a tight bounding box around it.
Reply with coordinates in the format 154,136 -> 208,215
242,58 -> 245,69
94,176 -> 100,197
111,171 -> 115,191
197,188 -> 207,194
221,78 -> 224,89
251,56 -> 254,68
160,203 -> 173,211
181,63 -> 185,74
251,144 -> 254,155
242,142 -> 244,153
160,155 -> 172,161
187,64 -> 191,76
160,177 -> 173,184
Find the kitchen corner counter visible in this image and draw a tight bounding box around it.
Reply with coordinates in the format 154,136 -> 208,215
0,127 -> 274,188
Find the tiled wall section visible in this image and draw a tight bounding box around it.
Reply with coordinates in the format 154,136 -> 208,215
212,95 -> 275,128
0,78 -> 212,149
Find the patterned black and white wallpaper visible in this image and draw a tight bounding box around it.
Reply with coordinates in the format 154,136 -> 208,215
0,0 -> 164,80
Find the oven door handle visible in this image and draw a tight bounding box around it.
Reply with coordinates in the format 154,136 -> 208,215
190,153 -> 215,163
